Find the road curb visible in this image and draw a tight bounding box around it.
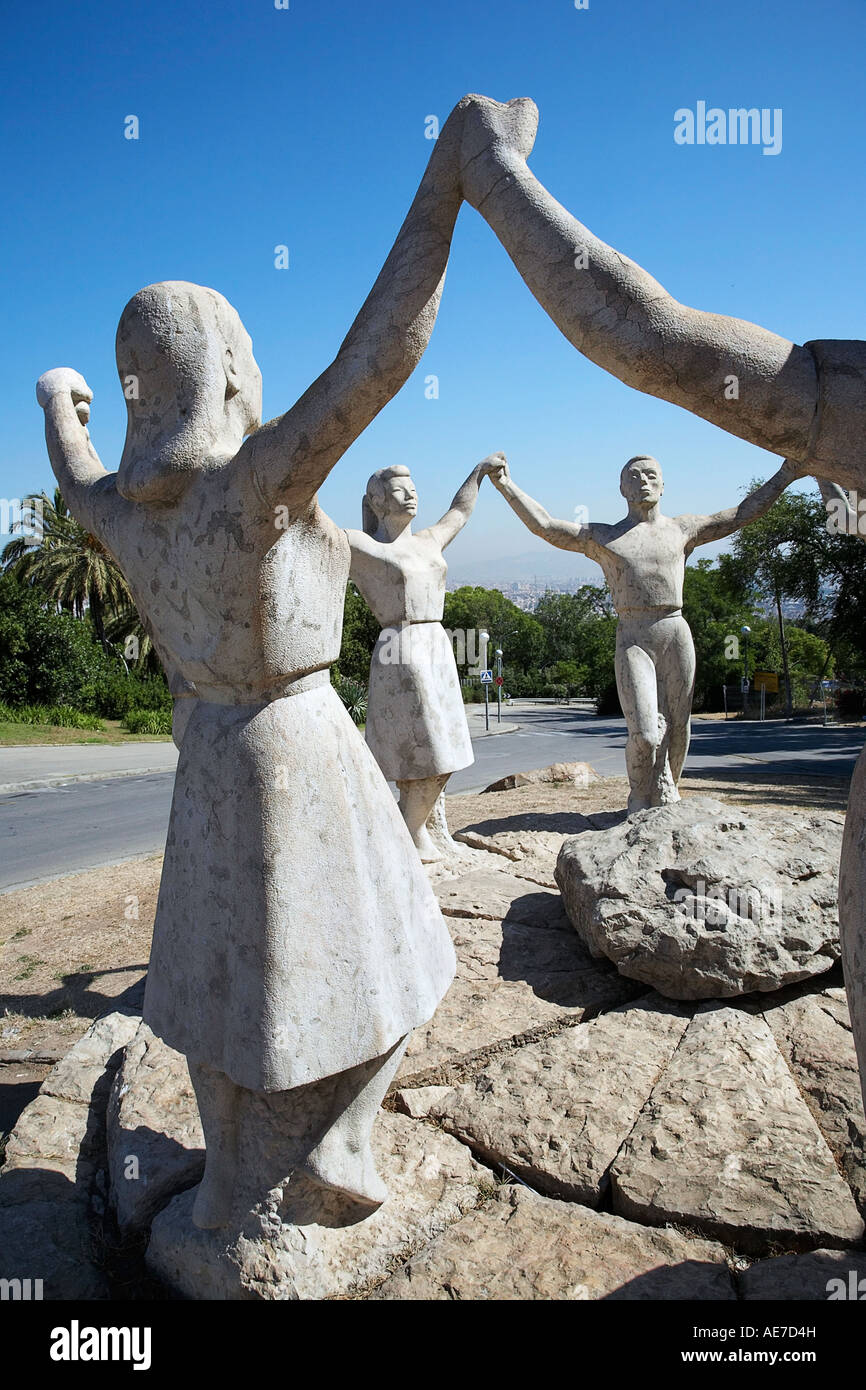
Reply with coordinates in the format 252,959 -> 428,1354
0,766 -> 176,796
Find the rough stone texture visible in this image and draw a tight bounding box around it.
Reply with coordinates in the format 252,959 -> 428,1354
740,1248 -> 866,1300
453,828 -> 565,887
483,762 -> 600,794
0,1007 -> 140,1299
398,912 -> 641,1088
392,1086 -> 455,1119
428,995 -> 689,1202
146,1113 -> 485,1301
435,868 -> 571,929
107,1021 -> 205,1232
610,1004 -> 864,1253
838,742 -> 866,1129
761,988 -> 866,1213
556,797 -> 842,999
371,1186 -> 735,1301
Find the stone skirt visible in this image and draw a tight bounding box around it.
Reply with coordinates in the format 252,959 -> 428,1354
143,677 -> 456,1092
365,621 -> 474,783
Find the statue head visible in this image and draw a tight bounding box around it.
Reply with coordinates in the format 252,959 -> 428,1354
620,455 -> 663,508
115,282 -> 263,504
362,465 -> 418,535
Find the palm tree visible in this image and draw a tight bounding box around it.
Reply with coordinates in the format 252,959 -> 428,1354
1,488 -> 138,657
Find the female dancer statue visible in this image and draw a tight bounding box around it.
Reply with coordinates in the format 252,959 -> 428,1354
347,456 -> 500,861
35,95 -> 526,1237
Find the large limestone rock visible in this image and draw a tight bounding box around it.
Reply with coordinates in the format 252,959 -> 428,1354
482,762 -> 600,793
107,1021 -> 205,1232
371,1185 -> 736,1300
146,1113 -> 485,1300
0,1007 -> 141,1299
760,988 -> 866,1213
426,995 -> 689,1202
398,911 -> 641,1088
610,1004 -> 864,1252
555,797 -> 842,999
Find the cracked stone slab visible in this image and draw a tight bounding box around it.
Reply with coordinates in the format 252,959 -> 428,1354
427,995 -> 690,1202
434,869 -> 572,930
610,1004 -> 864,1253
740,1248 -> 866,1300
107,1021 -> 205,1232
398,913 -> 641,1088
453,829 -> 566,887
760,987 -> 866,1214
556,797 -> 842,998
146,1113 -> 485,1300
370,1185 -> 735,1300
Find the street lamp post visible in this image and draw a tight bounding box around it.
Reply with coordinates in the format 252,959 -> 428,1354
495,647 -> 503,724
741,625 -> 751,714
479,629 -> 490,732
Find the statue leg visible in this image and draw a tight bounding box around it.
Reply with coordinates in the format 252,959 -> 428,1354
396,774 -> 450,862
301,1034 -> 409,1207
652,618 -> 697,803
190,1037 -> 409,1229
615,629 -> 659,814
188,1060 -> 242,1230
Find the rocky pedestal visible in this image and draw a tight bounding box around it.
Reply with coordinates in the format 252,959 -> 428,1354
555,797 -> 842,999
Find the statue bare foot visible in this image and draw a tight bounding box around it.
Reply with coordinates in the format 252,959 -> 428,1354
459,94 -> 539,209
302,1135 -> 388,1209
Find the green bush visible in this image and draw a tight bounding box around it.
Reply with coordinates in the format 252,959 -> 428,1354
0,701 -> 103,730
122,707 -> 173,736
82,671 -> 172,719
540,683 -> 568,699
331,673 -> 367,726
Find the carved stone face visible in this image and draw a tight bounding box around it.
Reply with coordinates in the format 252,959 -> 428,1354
620,457 -> 664,507
376,473 -> 418,522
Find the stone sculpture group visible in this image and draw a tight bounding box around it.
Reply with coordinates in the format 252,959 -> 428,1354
35,92 -> 866,1292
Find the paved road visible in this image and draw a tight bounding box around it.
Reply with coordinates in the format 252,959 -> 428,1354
2,706 -> 864,891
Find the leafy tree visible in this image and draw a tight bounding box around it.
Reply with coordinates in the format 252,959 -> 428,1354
443,586 -> 545,674
0,573 -> 118,706
1,488 -> 134,656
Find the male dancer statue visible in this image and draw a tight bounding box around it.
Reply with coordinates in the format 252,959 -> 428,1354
489,453 -> 804,810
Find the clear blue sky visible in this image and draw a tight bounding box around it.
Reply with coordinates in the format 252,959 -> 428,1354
2,0 -> 863,582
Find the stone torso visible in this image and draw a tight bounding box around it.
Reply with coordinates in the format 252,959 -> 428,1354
90,467 -> 349,701
347,531 -> 447,628
589,515 -> 687,616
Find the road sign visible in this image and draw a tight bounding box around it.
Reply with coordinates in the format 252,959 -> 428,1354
495,676 -> 503,687
479,670 -> 493,684
753,670 -> 779,693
